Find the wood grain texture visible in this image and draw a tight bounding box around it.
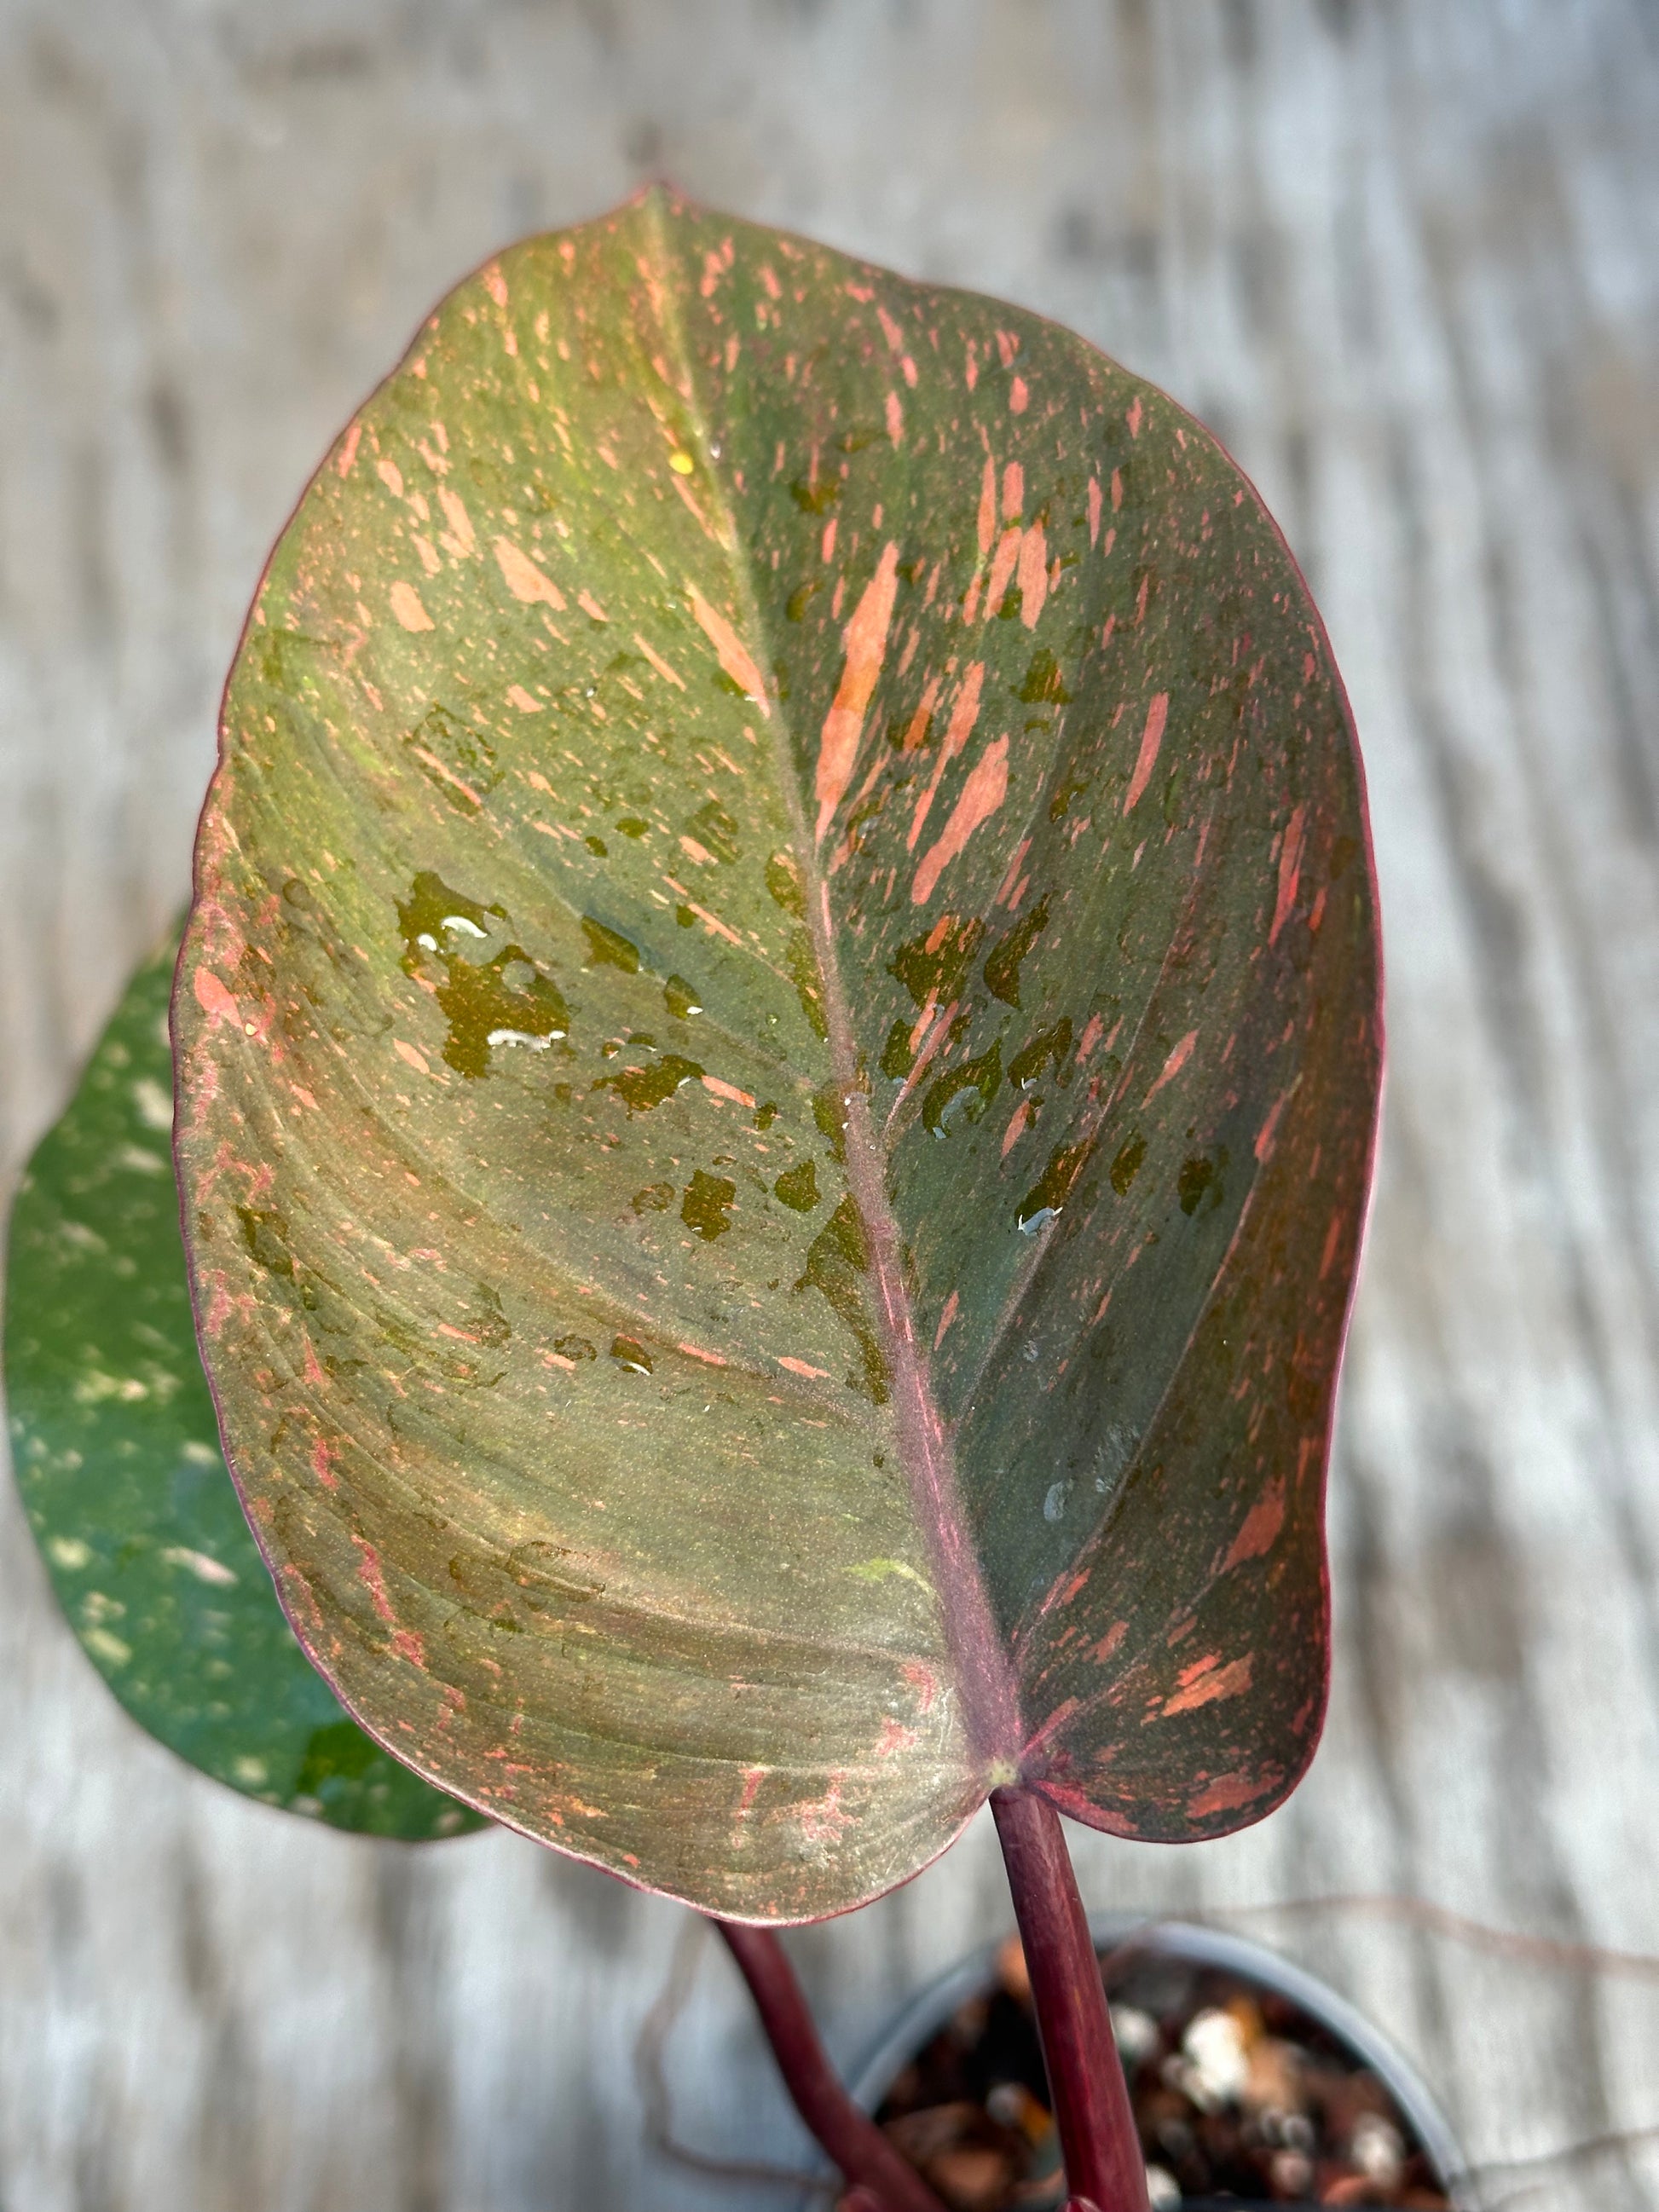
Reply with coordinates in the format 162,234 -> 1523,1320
2,2 -> 1657,2204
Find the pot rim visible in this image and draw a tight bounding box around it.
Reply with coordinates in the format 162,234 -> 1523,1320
834,1913 -> 1474,2210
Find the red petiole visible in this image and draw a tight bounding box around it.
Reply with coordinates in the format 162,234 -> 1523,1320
991,1788 -> 1150,2212
714,1920 -> 949,2212
717,1787 -> 1148,2212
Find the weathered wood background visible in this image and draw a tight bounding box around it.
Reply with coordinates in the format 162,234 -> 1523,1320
3,3 -> 1659,2205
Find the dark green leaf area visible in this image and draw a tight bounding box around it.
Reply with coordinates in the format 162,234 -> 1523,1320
1017,649 -> 1070,705
1110,1131 -> 1147,1195
889,917 -> 986,1010
787,930 -> 829,1040
881,1019 -> 915,1081
789,472 -> 841,514
772,1160 -> 821,1212
398,870 -> 568,1077
922,1041 -> 1003,1138
984,898 -> 1049,1009
1178,1148 -> 1228,1217
581,917 -> 641,972
687,799 -> 741,863
396,869 -> 505,969
681,1169 -> 737,1240
795,1198 -> 887,1403
765,850 -> 806,916
436,945 -> 568,1077
598,1054 -> 704,1114
2,934 -> 483,1840
1008,1018 -> 1072,1091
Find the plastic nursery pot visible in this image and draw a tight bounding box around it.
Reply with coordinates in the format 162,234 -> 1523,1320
822,1916 -> 1470,2212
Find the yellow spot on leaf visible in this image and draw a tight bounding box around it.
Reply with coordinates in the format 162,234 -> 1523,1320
847,1558 -> 935,1597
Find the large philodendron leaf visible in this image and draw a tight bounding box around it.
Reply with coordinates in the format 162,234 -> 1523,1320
175,190 -> 1380,1920
3,932 -> 485,1839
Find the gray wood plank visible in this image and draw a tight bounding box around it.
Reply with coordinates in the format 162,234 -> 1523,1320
3,2 -> 1658,2203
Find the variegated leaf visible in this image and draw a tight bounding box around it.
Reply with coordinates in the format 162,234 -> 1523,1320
174,191 -> 1380,1919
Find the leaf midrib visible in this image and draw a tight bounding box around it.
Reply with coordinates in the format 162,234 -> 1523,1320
639,191 -> 1024,1779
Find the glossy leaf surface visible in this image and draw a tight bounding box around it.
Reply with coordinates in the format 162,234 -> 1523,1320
4,933 -> 484,1839
176,192 -> 1380,1918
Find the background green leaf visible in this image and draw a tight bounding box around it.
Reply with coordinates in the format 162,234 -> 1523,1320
175,191 -> 1380,1919
3,933 -> 486,1840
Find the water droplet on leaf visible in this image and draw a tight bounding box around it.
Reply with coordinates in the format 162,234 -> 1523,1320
436,948 -> 568,1077
396,871 -> 505,973
922,1042 -> 1002,1137
1017,1141 -> 1091,1232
